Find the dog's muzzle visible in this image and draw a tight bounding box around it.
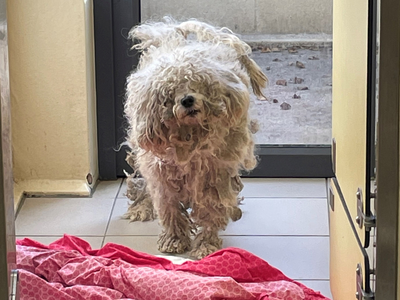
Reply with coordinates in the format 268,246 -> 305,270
181,95 -> 195,108
181,95 -> 200,117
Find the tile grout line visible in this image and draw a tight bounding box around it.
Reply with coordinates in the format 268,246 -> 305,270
221,234 -> 330,237
298,279 -> 330,281
101,179 -> 125,247
16,235 -> 107,237
294,279 -> 330,281
239,194 -> 327,200
103,234 -> 330,237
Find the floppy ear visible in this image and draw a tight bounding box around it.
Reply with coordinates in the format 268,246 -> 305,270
218,74 -> 250,127
125,74 -> 168,153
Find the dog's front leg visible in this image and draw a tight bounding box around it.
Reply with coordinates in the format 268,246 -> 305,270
150,171 -> 192,254
138,156 -> 193,254
190,185 -> 230,259
156,198 -> 192,254
190,170 -> 243,259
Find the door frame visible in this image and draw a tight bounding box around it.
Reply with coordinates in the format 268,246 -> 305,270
0,0 -> 16,297
375,0 -> 400,297
93,0 -> 141,180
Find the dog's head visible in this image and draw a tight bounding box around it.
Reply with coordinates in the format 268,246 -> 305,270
125,18 -> 267,159
162,60 -> 250,125
125,54 -> 250,155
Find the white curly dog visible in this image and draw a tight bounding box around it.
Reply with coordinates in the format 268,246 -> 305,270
124,18 -> 267,259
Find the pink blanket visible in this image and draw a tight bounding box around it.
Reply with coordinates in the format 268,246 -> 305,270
16,235 -> 329,300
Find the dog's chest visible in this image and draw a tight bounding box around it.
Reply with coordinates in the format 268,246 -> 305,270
160,151 -> 218,182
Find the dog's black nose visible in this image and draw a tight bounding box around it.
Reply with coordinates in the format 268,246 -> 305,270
181,95 -> 195,108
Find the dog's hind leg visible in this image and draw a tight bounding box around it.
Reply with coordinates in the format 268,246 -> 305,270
230,175 -> 245,221
123,175 -> 156,222
122,151 -> 156,222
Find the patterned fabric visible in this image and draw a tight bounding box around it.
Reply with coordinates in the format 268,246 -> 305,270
16,235 -> 330,300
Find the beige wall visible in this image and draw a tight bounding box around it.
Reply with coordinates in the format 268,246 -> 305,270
7,0 -> 98,206
330,0 -> 368,298
141,0 -> 333,35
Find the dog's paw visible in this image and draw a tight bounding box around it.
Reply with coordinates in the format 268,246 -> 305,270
158,232 -> 191,254
123,200 -> 156,222
191,231 -> 222,259
190,242 -> 220,259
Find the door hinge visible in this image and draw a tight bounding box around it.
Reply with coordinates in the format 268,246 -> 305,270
329,184 -> 334,211
355,188 -> 376,230
356,264 -> 375,300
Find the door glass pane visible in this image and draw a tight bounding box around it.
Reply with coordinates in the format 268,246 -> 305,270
249,43 -> 332,144
141,2 -> 333,145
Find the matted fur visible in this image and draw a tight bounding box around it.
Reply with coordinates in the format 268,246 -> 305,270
124,17 -> 267,259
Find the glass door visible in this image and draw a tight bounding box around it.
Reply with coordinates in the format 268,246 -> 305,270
94,0 -> 334,179
139,1 -> 335,178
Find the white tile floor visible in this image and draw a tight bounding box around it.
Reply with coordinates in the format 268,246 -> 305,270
15,178 -> 332,299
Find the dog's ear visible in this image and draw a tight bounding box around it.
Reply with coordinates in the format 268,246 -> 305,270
125,75 -> 168,153
218,76 -> 250,126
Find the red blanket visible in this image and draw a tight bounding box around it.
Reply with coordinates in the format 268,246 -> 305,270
17,235 -> 329,300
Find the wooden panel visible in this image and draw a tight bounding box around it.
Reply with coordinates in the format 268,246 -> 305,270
330,0 -> 368,298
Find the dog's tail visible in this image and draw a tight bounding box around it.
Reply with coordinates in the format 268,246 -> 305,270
129,17 -> 186,51
239,56 -> 268,98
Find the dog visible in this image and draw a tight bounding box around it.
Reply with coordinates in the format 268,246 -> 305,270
123,18 -> 268,259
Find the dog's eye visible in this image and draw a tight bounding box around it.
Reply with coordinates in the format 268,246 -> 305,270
163,98 -> 175,108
